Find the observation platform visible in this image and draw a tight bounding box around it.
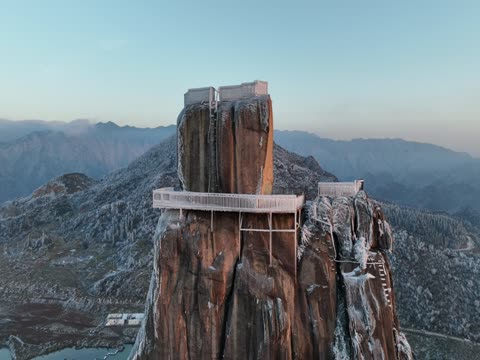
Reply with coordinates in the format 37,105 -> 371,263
318,180 -> 364,198
153,188 -> 304,276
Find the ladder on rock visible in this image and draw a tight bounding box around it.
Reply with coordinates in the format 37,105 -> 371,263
378,260 -> 392,308
208,88 -> 218,193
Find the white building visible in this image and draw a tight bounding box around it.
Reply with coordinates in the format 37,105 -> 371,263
218,80 -> 268,101
105,313 -> 144,327
183,81 -> 268,106
184,86 -> 216,106
318,180 -> 364,198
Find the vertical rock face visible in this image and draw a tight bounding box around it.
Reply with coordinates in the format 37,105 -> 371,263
178,96 -> 274,194
295,193 -> 412,359
131,91 -> 412,359
177,105 -> 211,192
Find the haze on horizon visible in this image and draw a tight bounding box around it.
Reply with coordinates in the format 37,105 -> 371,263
1,1 -> 479,156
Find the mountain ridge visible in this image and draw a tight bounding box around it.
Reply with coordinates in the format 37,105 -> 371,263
0,122 -> 176,202
274,129 -> 480,213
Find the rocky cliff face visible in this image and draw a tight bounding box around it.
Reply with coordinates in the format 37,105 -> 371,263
295,194 -> 411,359
178,96 -> 274,194
131,195 -> 412,359
130,95 -> 412,359
0,133 -> 334,359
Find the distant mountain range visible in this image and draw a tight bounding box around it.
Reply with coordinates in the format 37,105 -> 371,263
274,130 -> 480,213
2,120 -> 480,215
0,118 -> 93,143
0,120 -> 175,202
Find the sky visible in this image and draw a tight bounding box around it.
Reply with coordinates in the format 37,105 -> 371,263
1,0 -> 479,155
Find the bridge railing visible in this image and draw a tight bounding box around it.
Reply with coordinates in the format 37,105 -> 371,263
318,180 -> 364,197
153,188 -> 304,213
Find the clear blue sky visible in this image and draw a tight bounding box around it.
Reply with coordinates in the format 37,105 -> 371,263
1,0 -> 479,155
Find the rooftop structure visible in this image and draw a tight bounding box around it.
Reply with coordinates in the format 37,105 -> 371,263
184,86 -> 216,106
218,80 -> 268,102
318,180 -> 364,198
183,80 -> 268,106
105,313 -> 144,327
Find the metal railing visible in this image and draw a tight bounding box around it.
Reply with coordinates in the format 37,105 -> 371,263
318,180 -> 364,197
153,188 -> 304,213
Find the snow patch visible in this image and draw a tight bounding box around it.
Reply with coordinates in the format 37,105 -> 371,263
297,224 -> 314,260
394,329 -> 413,359
306,283 -> 321,294
354,236 -> 368,270
176,109 -> 186,189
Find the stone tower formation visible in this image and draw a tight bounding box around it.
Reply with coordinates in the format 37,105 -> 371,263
130,81 -> 413,360
178,80 -> 274,195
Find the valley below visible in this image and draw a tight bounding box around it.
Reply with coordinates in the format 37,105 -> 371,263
0,242 -> 142,359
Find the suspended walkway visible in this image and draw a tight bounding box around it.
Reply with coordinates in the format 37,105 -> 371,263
153,187 -> 304,277
153,188 -> 304,214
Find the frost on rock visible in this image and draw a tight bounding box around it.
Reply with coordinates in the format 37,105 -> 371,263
255,165 -> 264,195
313,196 -> 334,236
379,220 -> 394,251
297,223 -> 313,260
332,197 -> 355,259
332,291 -> 352,360
258,97 -> 270,132
176,108 -> 186,190
394,329 -> 413,360
343,269 -> 377,358
354,191 -> 374,250
354,236 -> 368,270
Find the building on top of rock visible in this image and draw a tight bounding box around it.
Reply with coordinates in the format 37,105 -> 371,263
178,80 -> 273,194
184,86 -> 216,106
183,80 -> 268,106
162,80 -> 301,275
218,80 -> 268,101
131,82 -> 413,360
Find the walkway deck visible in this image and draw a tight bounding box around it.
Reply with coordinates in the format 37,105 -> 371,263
152,188 -> 304,277
153,188 -> 304,213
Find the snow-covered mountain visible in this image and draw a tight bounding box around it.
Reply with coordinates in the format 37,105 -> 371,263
275,130 -> 480,213
0,121 -> 175,202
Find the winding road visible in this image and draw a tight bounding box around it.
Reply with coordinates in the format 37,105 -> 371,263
403,327 -> 478,344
